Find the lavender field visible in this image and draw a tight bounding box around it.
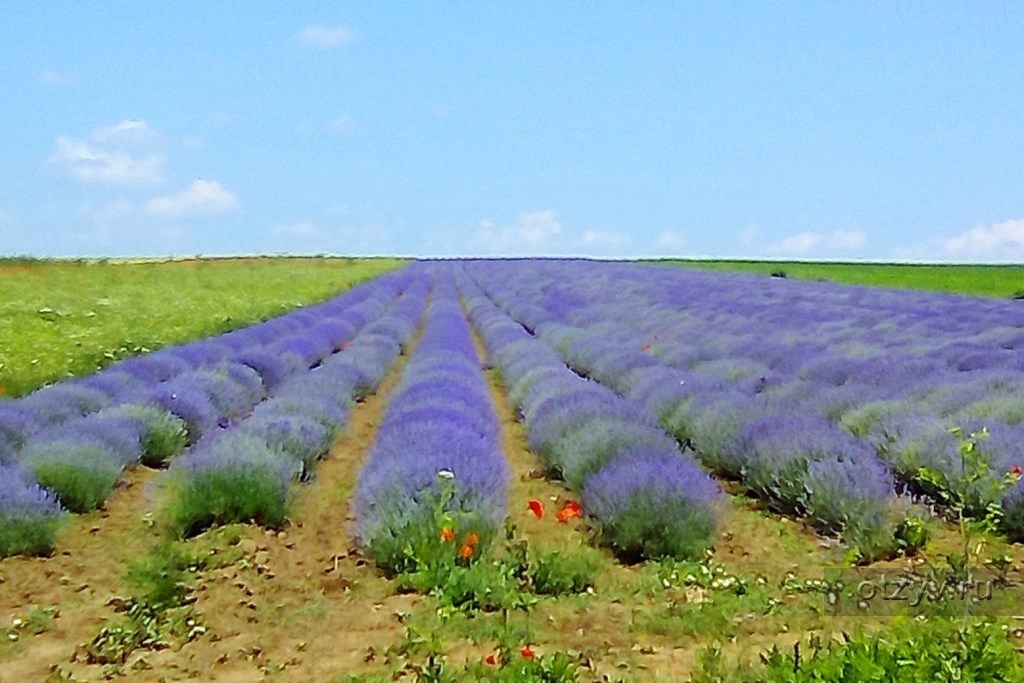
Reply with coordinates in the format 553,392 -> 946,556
2,259 -> 1024,682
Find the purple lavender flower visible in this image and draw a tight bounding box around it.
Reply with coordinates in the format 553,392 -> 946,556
18,438 -> 123,513
115,353 -> 192,383
19,383 -> 111,426
0,463 -> 65,557
273,335 -> 330,368
0,403 -> 44,461
582,447 -> 722,561
241,413 -> 332,477
139,378 -> 220,443
803,450 -> 896,538
234,350 -> 307,391
722,412 -> 877,513
75,371 -> 144,403
32,412 -> 145,467
169,432 -> 300,536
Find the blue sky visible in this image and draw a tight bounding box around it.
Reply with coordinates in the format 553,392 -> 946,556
2,2 -> 1023,261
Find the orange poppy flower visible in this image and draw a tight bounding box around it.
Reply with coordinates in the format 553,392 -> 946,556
465,532 -> 479,547
440,527 -> 455,542
556,501 -> 582,523
520,644 -> 535,659
459,543 -> 474,559
485,653 -> 497,666
527,499 -> 544,519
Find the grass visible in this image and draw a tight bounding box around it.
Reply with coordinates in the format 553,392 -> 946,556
0,256 -> 407,398
647,259 -> 1024,298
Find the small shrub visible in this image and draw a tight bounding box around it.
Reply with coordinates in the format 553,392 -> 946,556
20,441 -> 122,513
583,449 -> 722,562
0,464 -> 65,557
528,548 -> 598,596
166,435 -> 296,537
112,405 -> 189,466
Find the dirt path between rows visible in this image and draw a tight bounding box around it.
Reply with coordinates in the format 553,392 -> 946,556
1,346 -> 418,682
0,468 -> 161,682
108,351 -> 421,683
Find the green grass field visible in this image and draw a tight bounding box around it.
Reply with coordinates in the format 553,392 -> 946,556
652,259 -> 1024,298
0,257 -> 407,398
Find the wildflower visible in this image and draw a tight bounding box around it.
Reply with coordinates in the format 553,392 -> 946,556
465,532 -> 479,547
1012,465 -> 1022,476
520,644 -> 535,659
485,653 -> 497,666
527,499 -> 544,519
440,527 -> 455,542
459,543 -> 474,559
437,469 -> 455,480
557,500 -> 582,523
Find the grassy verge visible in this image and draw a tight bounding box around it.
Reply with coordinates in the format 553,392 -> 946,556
0,256 -> 407,397
646,259 -> 1024,298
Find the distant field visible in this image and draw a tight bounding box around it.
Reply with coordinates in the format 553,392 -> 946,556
652,259 -> 1024,298
0,257 -> 406,397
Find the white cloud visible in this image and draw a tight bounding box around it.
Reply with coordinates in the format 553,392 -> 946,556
298,24 -> 354,48
766,229 -> 868,256
770,231 -> 823,254
581,229 -> 631,248
944,218 -> 1024,261
40,69 -> 73,85
327,116 -> 355,133
829,229 -> 868,250
83,198 -> 138,221
656,231 -> 685,248
740,225 -> 760,248
46,120 -> 165,185
144,180 -> 240,217
272,221 -> 320,238
473,210 -> 563,253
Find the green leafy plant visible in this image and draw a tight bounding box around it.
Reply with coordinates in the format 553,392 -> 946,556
85,540 -> 206,671
528,548 -> 598,596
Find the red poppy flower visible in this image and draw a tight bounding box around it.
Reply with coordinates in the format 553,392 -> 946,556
556,501 -> 582,523
520,644 -> 535,659
440,527 -> 455,542
459,543 -> 474,559
527,499 -> 544,519
485,653 -> 497,666
1012,465 -> 1022,476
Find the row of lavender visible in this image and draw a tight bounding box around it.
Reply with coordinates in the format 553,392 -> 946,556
453,266 -> 724,561
166,271 -> 428,537
463,260 -> 1024,554
351,268 -> 509,573
0,266 -> 424,555
354,270 -> 509,573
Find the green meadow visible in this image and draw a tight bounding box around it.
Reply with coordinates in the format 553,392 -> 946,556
654,259 -> 1024,299
0,257 -> 406,398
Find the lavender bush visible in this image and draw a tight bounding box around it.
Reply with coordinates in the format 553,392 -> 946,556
582,447 -> 723,562
0,463 -> 65,556
18,438 -> 123,513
